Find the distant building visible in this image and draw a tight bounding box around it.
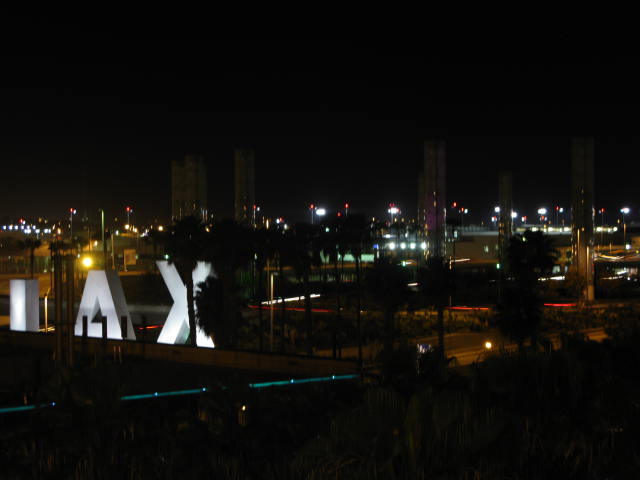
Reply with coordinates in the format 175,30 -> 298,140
234,149 -> 256,226
422,140 -> 447,258
171,155 -> 208,222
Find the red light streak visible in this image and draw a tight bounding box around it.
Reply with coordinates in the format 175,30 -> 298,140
446,306 -> 490,311
249,305 -> 332,313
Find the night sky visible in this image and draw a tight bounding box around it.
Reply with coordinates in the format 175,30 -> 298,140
1,14 -> 639,225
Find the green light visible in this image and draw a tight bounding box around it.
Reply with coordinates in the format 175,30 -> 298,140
248,374 -> 358,389
0,375 -> 359,415
0,402 -> 55,414
121,387 -> 208,402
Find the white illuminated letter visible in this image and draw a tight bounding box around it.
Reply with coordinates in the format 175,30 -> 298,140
74,271 -> 136,339
10,279 -> 39,332
156,260 -> 215,348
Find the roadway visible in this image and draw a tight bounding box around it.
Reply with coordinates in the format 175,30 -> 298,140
315,327 -> 608,367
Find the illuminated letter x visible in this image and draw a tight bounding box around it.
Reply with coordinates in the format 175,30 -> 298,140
156,260 -> 215,348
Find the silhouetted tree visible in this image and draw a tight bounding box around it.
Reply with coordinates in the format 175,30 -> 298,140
200,219 -> 252,348
343,214 -> 371,364
364,257 -> 411,359
419,256 -> 454,358
165,216 -> 205,347
20,237 -> 42,278
496,230 -> 558,349
290,223 -> 322,355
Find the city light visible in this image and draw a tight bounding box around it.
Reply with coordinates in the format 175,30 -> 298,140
316,208 -> 326,216
537,208 -> 547,215
81,257 -> 93,268
620,207 -> 630,214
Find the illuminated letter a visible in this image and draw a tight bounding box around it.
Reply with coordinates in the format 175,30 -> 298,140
74,271 -> 135,339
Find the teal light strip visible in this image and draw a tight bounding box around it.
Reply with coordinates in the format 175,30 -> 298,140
248,374 -> 358,389
0,402 -> 56,414
0,374 -> 358,414
121,387 -> 208,401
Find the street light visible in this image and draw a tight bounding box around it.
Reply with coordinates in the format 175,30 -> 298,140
69,208 -> 77,240
98,209 -> 107,270
621,207 -> 630,246
125,206 -> 132,226
537,207 -> 547,224
388,203 -> 400,223
599,208 -> 605,249
555,206 -> 564,227
458,207 -> 468,230
309,204 -> 315,224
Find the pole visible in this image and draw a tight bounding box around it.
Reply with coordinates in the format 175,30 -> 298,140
269,269 -> 274,352
100,209 -> 107,270
66,255 -> 75,367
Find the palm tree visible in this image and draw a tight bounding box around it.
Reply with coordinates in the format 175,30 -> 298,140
419,256 -> 454,359
165,216 -> 205,347
21,237 -> 42,278
343,214 -> 371,364
251,227 -> 274,351
496,229 -> 558,349
321,225 -> 341,358
364,257 -> 411,359
290,223 -> 322,355
199,219 -> 252,348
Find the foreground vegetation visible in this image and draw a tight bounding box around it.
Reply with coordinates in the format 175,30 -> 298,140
2,323 -> 640,478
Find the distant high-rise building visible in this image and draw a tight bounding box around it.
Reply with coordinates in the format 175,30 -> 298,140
423,140 -> 447,258
498,171 -> 513,266
417,171 -> 425,228
571,137 -> 595,302
171,155 -> 208,222
234,149 -> 256,226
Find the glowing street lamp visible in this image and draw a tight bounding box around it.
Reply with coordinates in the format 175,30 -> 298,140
537,207 -> 547,223
554,206 -> 564,227
388,203 -> 400,223
598,208 -> 605,248
621,207 -> 630,245
316,207 -> 326,218
69,208 -> 77,239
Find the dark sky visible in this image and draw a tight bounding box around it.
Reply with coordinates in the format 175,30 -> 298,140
1,14 -> 639,225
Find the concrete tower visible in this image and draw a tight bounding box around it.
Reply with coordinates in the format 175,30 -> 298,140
234,149 -> 256,226
570,137 -> 595,302
423,140 -> 447,258
171,155 -> 208,222
498,171 -> 513,267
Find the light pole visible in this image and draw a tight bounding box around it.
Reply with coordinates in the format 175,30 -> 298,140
459,207 -> 468,230
537,207 -> 547,225
388,204 -> 399,224
621,207 -> 630,247
125,206 -> 132,227
69,208 -> 77,241
555,206 -> 564,228
599,208 -> 605,249
315,208 -> 326,223
98,209 -> 107,270
309,204 -> 315,224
